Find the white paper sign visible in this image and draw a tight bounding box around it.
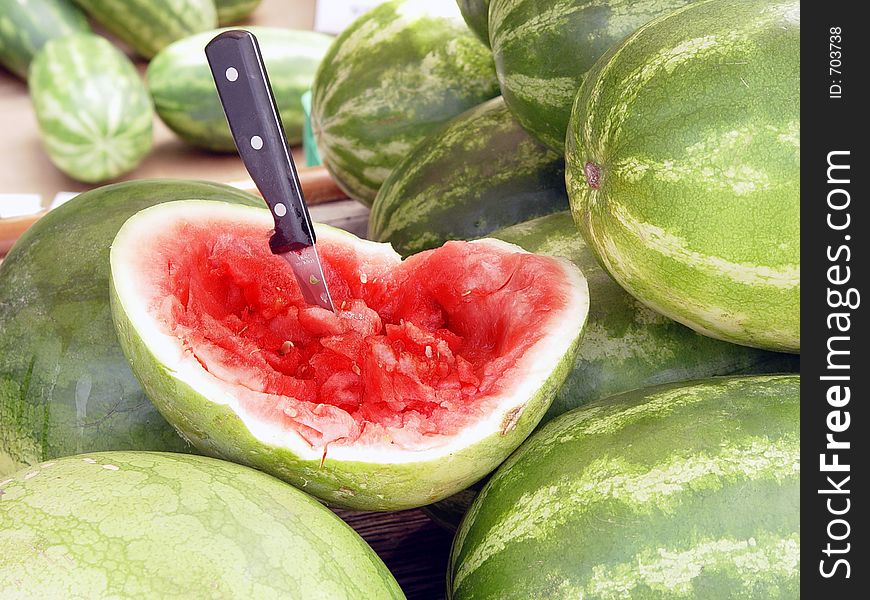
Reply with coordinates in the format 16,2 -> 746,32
314,0 -> 385,34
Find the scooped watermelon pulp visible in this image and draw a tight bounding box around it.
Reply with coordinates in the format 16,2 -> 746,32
111,201 -> 589,509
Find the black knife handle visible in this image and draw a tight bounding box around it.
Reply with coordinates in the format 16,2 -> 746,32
205,30 -> 315,253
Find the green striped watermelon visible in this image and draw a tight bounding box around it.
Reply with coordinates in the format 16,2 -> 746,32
457,0 -> 491,46
148,27 -> 332,152
311,0 -> 500,205
0,180 -> 260,477
449,375 -> 800,599
369,97 -> 568,256
0,452 -> 404,598
72,0 -> 217,58
489,0 -> 697,151
216,0 -> 261,25
0,0 -> 90,79
566,0 -> 800,352
28,33 -> 153,183
424,212 -> 798,530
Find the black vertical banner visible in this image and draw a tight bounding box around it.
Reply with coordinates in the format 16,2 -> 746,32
803,2 -> 867,596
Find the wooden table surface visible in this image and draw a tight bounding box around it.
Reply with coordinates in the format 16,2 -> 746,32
1,2 -> 457,598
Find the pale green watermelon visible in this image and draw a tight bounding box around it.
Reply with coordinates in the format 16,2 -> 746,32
0,452 -> 404,598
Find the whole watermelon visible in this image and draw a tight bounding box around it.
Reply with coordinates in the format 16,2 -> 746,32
28,33 -> 153,183
449,375 -> 800,599
457,0 -> 491,46
424,212 -> 798,530
148,27 -> 333,152
370,97 -> 568,256
216,0 -> 262,24
0,0 -> 90,79
489,0 -> 697,150
72,0 -> 217,58
311,0 -> 500,205
0,452 -> 404,599
566,0 -> 800,352
0,180 -> 260,476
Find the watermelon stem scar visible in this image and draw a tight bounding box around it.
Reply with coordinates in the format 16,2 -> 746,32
584,162 -> 601,189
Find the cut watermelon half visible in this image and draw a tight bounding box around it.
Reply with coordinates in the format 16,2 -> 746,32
110,201 -> 588,509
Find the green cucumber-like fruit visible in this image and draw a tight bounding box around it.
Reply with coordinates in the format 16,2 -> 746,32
449,375 -> 800,599
72,0 -> 217,58
28,33 -> 153,183
216,0 -> 261,24
0,180 -> 260,477
457,0 -> 491,46
369,97 -> 568,256
0,452 -> 404,599
148,27 -> 332,152
109,200 -> 589,510
567,0 -> 800,352
311,0 -> 500,205
0,0 -> 90,79
489,0 -> 697,150
424,212 -> 798,530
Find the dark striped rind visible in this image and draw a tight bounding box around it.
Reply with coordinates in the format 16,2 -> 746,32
457,0 -> 491,46
0,180 -> 261,477
28,33 -> 153,183
369,97 -> 568,256
0,0 -> 90,79
72,0 -> 217,58
424,212 -> 798,530
311,0 -> 500,205
0,452 -> 405,598
489,0 -> 697,150
216,0 -> 261,24
148,27 -> 332,152
567,0 -> 800,352
449,375 -> 800,599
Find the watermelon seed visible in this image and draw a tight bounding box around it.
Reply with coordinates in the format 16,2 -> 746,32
249,348 -> 262,356
360,272 -> 368,284
584,162 -> 601,189
279,340 -> 294,355
425,346 -> 433,358
462,290 -> 472,297
237,325 -> 249,335
309,274 -> 320,285
352,364 -> 361,376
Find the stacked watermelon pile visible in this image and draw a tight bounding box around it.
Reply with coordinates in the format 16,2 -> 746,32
0,0 -> 328,182
1,0 -> 800,597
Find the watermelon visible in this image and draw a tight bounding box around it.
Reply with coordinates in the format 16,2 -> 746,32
0,180 -> 261,477
369,97 -> 568,256
0,0 -> 90,79
109,200 -> 589,510
148,27 -> 333,152
0,452 -> 404,599
311,0 -> 500,205
489,0 -> 697,150
424,212 -> 798,529
449,375 -> 800,599
28,33 -> 153,183
216,0 -> 262,25
72,0 -> 217,58
457,0 -> 491,46
566,0 -> 800,352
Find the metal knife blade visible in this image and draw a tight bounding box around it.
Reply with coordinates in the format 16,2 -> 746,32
205,29 -> 335,312
282,245 -> 335,310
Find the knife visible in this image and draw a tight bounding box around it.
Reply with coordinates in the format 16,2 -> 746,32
205,30 -> 335,312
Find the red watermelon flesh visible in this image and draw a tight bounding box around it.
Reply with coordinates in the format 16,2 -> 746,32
135,216 -> 575,451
